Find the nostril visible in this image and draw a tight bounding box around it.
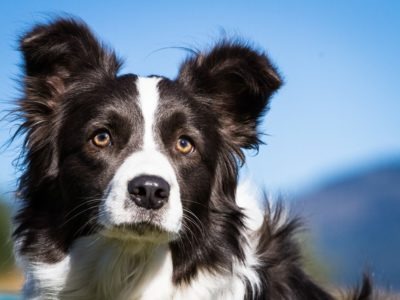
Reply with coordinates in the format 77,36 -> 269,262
132,186 -> 146,197
155,188 -> 169,200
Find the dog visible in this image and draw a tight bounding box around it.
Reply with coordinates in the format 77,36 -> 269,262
12,18 -> 373,299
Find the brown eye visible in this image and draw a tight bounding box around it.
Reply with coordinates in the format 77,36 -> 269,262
176,136 -> 194,155
92,131 -> 112,148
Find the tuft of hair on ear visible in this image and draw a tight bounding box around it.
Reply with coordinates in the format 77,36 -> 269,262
15,17 -> 122,191
177,40 -> 282,156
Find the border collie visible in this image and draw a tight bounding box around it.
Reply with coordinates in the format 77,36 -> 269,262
12,18 -> 373,299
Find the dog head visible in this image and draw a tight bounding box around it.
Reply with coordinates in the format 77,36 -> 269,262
15,18 -> 281,253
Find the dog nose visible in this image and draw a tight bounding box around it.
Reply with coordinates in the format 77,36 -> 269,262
127,175 -> 170,210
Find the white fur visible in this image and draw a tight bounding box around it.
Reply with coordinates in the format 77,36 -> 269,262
100,150 -> 182,236
13,221 -> 71,299
19,183 -> 268,300
137,76 -> 160,150
236,180 -> 264,231
19,255 -> 71,300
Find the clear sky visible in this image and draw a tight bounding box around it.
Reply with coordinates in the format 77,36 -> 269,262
0,1 -> 399,198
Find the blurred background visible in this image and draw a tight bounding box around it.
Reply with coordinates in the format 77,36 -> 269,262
0,0 -> 399,297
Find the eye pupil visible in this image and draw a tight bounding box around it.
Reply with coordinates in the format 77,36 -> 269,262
98,133 -> 107,141
180,139 -> 188,147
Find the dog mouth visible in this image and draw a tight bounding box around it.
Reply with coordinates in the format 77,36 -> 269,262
100,181 -> 183,242
116,222 -> 165,235
100,221 -> 178,243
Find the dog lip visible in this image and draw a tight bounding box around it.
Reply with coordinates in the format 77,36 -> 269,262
100,221 -> 178,243
116,222 -> 164,234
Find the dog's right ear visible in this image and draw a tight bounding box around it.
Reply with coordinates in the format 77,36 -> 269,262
18,18 -> 121,183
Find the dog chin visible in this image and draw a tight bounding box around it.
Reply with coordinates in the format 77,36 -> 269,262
100,222 -> 179,244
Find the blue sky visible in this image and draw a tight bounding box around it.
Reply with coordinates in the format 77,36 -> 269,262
0,1 -> 399,198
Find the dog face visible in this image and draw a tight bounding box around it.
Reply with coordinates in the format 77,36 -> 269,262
57,75 -> 222,242
15,19 -> 281,256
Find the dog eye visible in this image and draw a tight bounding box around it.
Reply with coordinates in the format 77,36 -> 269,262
175,136 -> 194,155
92,131 -> 112,148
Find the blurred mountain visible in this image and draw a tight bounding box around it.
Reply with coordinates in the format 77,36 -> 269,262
0,201 -> 13,273
0,200 -> 23,293
293,159 -> 400,292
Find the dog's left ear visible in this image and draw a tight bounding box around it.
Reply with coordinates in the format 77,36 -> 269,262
177,41 -> 282,150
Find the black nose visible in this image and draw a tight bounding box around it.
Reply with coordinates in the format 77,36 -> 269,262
127,175 -> 170,210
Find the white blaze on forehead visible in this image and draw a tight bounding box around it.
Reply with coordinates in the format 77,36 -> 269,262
136,76 -> 161,149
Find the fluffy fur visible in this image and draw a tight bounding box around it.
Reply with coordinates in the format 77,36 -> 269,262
12,18 -> 374,299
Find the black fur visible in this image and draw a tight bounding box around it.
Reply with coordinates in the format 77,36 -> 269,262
12,17 -> 375,299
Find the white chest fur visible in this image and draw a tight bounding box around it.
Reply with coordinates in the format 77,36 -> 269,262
21,236 -> 251,300
30,238 -> 177,300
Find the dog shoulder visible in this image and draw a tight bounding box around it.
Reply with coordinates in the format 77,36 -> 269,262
236,182 -> 333,299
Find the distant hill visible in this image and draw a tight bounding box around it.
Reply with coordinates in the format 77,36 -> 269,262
0,201 -> 13,273
293,159 -> 400,292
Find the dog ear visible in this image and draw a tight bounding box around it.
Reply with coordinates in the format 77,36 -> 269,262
177,41 -> 281,151
20,17 -> 121,96
17,18 -> 121,183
